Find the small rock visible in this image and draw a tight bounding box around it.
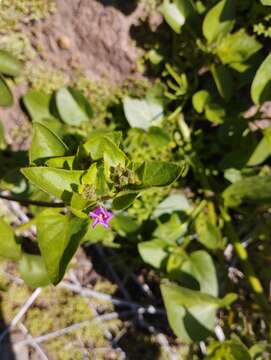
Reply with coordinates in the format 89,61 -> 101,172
57,35 -> 71,49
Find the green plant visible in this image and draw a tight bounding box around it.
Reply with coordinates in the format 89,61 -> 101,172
1,0 -> 271,354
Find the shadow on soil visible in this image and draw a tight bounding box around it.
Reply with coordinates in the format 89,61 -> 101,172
97,0 -> 137,15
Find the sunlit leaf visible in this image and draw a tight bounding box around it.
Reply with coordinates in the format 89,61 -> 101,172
123,96 -> 163,131
0,218 -> 21,260
223,176 -> 271,207
19,253 -> 51,288
161,282 -> 236,342
56,87 -> 90,125
138,239 -> 169,268
0,50 -> 22,76
203,0 -> 235,44
0,76 -> 13,107
30,123 -> 69,164
251,53 -> 271,104
37,209 -> 89,284
21,167 -> 84,201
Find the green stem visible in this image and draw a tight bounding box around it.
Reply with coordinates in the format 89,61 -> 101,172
189,154 -> 270,311
221,207 -> 271,311
0,193 -> 65,208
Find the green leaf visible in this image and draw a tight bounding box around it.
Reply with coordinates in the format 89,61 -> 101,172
21,167 -> 84,201
138,239 -> 169,268
205,102 -> 226,124
0,218 -> 21,260
23,90 -> 53,122
180,250 -> 218,296
161,0 -> 197,34
123,96 -> 163,131
217,30 -> 262,65
161,282 -> 236,342
30,123 -> 69,164
83,135 -> 127,167
111,214 -> 140,236
153,213 -> 187,243
68,88 -> 93,118
142,161 -> 183,187
152,191 -> 191,218
37,209 -> 89,284
195,212 -> 224,250
261,0 -> 271,5
112,191 -> 139,210
0,76 -> 13,107
46,156 -> 75,169
147,127 -> 171,148
56,87 -> 89,125
247,129 -> 271,166
203,0 -> 235,44
207,339 -> 251,360
211,65 -> 234,102
19,253 -> 51,288
0,169 -> 28,193
223,176 -> 271,207
192,90 -> 211,113
82,223 -> 114,246
0,50 -> 22,77
251,53 -> 271,104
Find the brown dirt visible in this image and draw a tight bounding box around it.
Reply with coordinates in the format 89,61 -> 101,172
26,0 -> 145,83
0,0 -> 149,150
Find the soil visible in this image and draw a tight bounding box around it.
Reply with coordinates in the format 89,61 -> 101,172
0,0 -> 152,150
28,0 -> 143,83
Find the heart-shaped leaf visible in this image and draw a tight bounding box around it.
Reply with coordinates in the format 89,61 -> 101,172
142,161 -> 183,187
37,209 -> 89,284
123,96 -> 163,131
21,167 -> 84,201
180,250 -> 218,296
30,123 -> 69,164
56,87 -> 89,126
161,282 -> 236,342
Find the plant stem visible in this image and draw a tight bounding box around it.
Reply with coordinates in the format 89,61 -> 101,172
189,153 -> 270,311
221,207 -> 271,311
0,193 -> 65,208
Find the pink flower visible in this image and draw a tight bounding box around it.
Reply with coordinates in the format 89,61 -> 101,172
89,207 -> 113,228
